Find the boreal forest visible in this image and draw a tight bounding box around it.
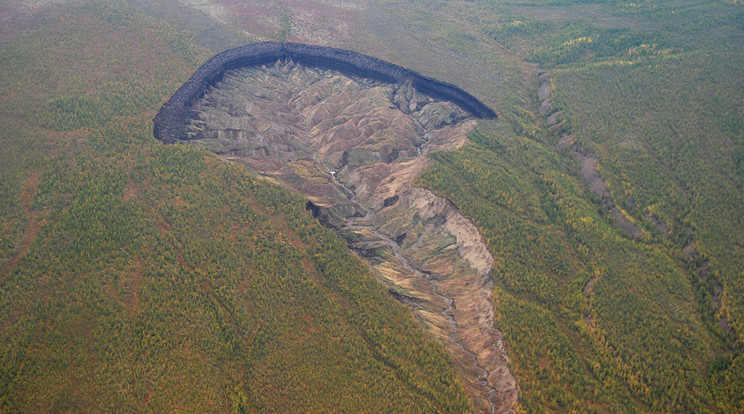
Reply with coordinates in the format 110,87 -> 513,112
1,0 -> 742,413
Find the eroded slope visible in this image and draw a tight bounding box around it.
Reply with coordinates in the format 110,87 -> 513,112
180,61 -> 517,413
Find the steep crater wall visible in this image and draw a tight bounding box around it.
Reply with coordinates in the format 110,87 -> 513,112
153,42 -> 496,144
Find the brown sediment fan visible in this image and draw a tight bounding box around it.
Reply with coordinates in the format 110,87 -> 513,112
153,42 -> 496,144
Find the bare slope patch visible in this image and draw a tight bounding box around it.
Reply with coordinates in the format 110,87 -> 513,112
178,61 -> 516,413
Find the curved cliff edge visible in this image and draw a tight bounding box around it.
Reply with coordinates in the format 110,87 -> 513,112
153,42 -> 496,143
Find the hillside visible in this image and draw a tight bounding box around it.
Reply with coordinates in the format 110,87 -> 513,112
1,0 -> 743,413
0,2 -> 469,412
412,0 -> 744,411
173,61 -> 515,412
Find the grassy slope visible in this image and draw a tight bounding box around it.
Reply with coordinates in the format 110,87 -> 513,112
0,2 -> 469,412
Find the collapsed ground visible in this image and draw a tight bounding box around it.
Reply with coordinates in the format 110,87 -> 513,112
178,60 -> 517,413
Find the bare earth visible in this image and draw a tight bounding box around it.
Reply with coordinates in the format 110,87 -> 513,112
539,72 -> 643,239
183,61 -> 517,413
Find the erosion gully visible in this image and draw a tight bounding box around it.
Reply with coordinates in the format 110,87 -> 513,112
184,63 -> 516,412
323,154 -> 498,414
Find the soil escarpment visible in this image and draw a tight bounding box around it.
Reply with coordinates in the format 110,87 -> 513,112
170,61 -> 516,412
153,42 -> 496,145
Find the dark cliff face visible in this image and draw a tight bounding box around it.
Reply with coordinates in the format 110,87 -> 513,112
153,42 -> 496,143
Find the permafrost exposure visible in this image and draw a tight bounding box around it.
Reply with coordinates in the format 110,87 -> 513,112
154,45 -> 515,413
154,42 -> 496,144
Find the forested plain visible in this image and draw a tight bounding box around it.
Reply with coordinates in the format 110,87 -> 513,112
1,0 -> 743,413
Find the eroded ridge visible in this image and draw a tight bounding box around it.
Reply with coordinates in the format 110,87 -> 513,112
171,61 -> 516,413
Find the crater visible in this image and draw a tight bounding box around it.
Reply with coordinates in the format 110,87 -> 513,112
155,46 -> 515,413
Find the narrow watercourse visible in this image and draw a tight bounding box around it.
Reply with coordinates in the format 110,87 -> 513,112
154,46 -> 516,413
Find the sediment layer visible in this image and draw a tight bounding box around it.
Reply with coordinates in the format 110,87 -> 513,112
153,42 -> 496,144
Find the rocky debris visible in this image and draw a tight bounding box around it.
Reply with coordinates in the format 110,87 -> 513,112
176,62 -> 516,413
357,181 -> 517,413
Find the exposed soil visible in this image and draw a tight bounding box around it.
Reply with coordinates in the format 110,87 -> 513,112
577,152 -> 643,238
539,72 -> 643,239
1,171 -> 41,279
181,61 -> 517,413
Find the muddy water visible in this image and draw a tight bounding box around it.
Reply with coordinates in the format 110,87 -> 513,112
183,61 -> 517,412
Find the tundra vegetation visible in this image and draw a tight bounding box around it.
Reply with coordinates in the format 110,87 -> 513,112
1,0 -> 743,413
